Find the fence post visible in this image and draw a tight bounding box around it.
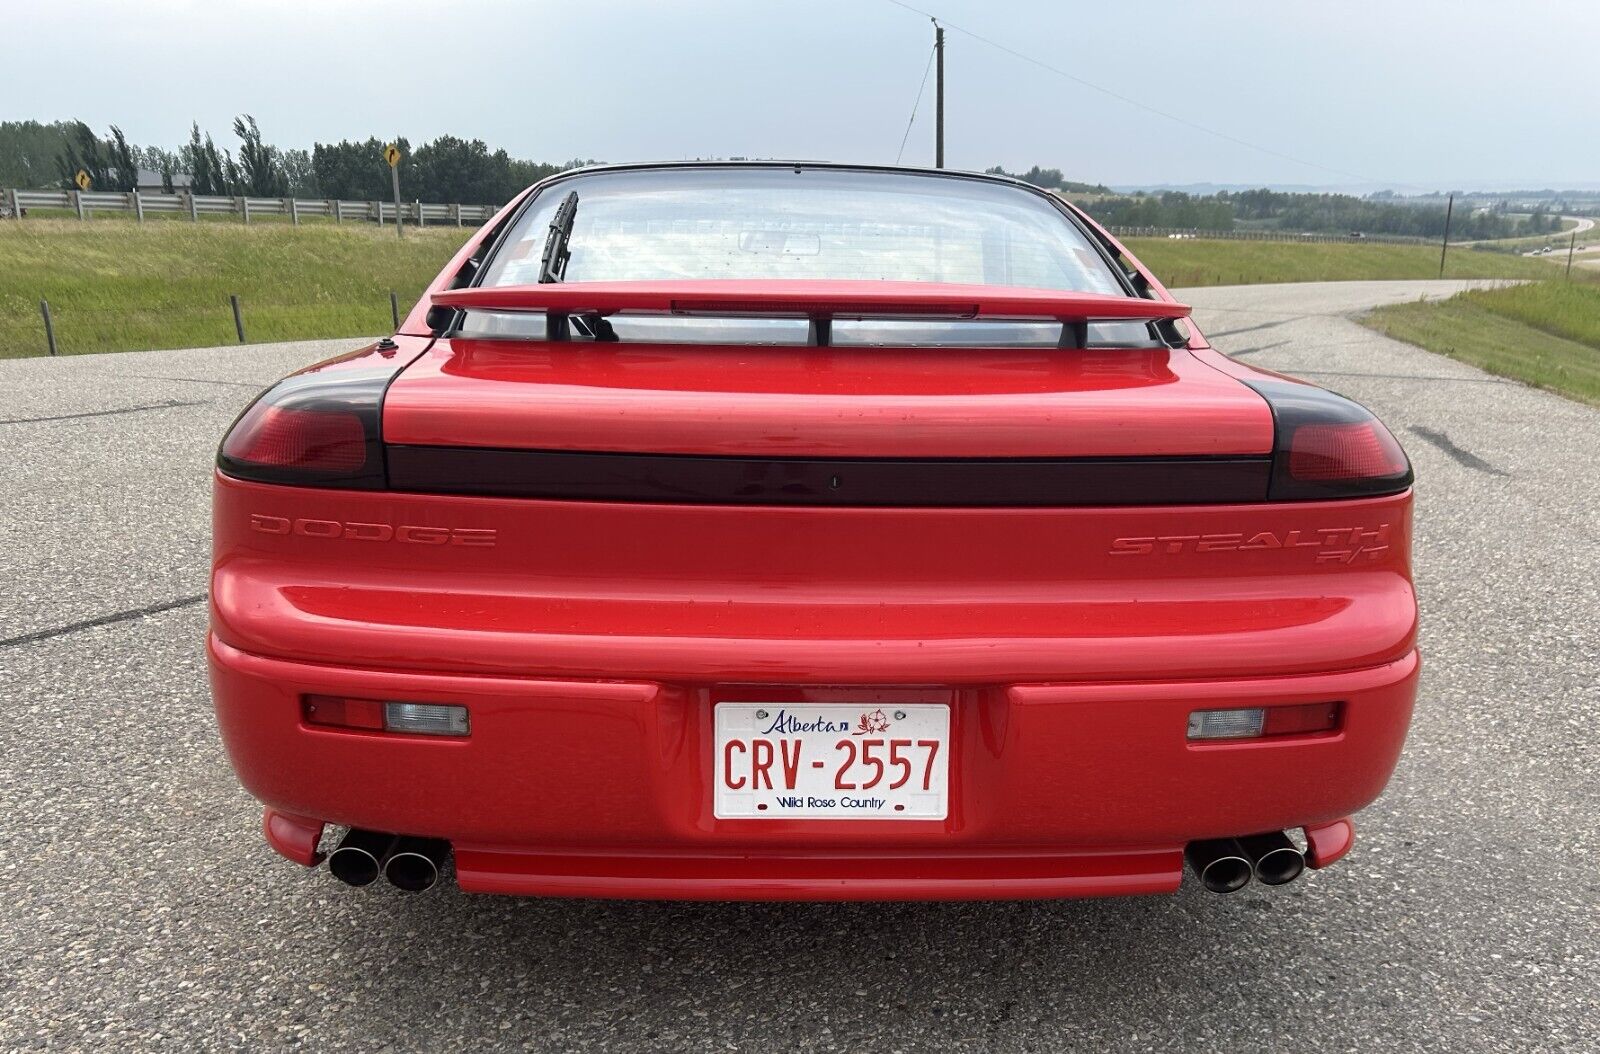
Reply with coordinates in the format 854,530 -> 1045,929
390,291 -> 400,330
454,203 -> 462,227
230,295 -> 246,343
40,300 -> 58,356
187,190 -> 198,221
289,197 -> 299,226
73,190 -> 85,220
332,199 -> 341,224
132,189 -> 144,222
8,187 -> 20,219
416,200 -> 425,229
241,197 -> 250,224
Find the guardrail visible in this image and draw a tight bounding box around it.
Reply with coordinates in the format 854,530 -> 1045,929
2,187 -> 499,226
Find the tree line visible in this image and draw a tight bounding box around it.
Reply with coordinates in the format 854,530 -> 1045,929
1053,184 -> 1557,240
0,118 -> 592,204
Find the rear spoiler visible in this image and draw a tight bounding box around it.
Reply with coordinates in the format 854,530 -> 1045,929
431,280 -> 1190,346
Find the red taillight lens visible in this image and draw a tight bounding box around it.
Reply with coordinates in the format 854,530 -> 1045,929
303,694 -> 385,730
1243,377 -> 1413,500
1261,701 -> 1341,736
223,404 -> 367,472
1288,422 -> 1408,482
217,360 -> 391,489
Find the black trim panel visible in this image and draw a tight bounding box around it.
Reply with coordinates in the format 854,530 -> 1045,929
386,445 -> 1271,507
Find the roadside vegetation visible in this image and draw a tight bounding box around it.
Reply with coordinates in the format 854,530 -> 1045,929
1,218 -> 1589,359
0,219 -> 469,357
1364,281 -> 1600,406
1123,237 -> 1569,287
1076,186 -> 1562,240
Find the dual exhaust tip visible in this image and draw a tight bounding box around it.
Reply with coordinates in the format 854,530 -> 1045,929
1185,831 -> 1305,894
327,829 -> 449,892
330,827 -> 1299,895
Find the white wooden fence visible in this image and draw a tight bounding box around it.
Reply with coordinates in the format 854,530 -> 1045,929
2,187 -> 499,226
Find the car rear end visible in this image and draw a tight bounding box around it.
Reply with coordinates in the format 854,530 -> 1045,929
208,164 -> 1417,900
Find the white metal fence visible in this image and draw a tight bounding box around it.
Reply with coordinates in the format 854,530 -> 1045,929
4,188 -> 1443,244
2,187 -> 500,226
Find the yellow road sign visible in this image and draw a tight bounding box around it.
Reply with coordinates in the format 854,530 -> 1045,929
74,169 -> 91,191
384,144 -> 401,168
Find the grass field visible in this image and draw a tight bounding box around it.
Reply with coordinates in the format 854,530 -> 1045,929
1364,281 -> 1600,406
1,219 -> 1589,358
1123,236 -> 1571,287
0,219 -> 470,357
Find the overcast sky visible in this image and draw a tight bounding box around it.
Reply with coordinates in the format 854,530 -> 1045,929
7,0 -> 1597,191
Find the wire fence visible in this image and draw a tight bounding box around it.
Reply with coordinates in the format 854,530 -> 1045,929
2,187 -> 499,226
31,289 -> 412,357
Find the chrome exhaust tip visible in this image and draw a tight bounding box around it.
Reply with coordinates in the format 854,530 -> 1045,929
1185,838 -> 1254,894
1237,831 -> 1306,886
383,837 -> 449,892
327,829 -> 399,887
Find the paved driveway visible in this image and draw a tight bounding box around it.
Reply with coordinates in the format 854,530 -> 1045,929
1,282 -> 1594,1051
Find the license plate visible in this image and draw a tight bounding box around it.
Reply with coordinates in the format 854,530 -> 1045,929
714,703 -> 950,820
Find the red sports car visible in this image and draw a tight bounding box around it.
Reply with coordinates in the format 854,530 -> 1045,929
209,163 -> 1417,900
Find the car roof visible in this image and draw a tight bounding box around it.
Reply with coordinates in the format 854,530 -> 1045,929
531,160 -> 1052,197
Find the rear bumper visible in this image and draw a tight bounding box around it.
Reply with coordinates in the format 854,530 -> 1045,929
210,635 -> 1417,900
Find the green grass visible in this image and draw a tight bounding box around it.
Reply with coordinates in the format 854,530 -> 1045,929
1123,236 -> 1571,287
1364,281 -> 1600,406
2,220 -> 1593,359
0,219 -> 469,357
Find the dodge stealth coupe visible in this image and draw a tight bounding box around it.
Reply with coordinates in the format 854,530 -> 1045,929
208,162 -> 1417,900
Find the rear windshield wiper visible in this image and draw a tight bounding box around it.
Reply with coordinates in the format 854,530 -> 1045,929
538,191 -> 579,284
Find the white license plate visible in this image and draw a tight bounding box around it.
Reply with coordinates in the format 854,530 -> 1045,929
714,703 -> 950,820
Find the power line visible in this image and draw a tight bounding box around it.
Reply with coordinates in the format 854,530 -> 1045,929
879,0 -> 1371,182
895,38 -> 938,165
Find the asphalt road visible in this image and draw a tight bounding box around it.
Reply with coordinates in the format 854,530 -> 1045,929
1,281 -> 1595,1052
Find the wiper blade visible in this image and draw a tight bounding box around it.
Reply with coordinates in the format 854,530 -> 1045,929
537,191 -> 579,284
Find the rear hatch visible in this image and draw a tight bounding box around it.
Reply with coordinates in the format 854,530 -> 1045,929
381,280 -> 1275,504
384,336 -> 1272,460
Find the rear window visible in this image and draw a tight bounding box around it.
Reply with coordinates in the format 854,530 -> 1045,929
478,166 -> 1125,295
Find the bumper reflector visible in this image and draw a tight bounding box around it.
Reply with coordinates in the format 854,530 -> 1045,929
304,695 -> 470,737
1187,702 -> 1340,741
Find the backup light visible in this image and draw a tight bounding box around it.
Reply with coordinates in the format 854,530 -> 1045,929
383,702 -> 471,736
1187,702 -> 1340,741
304,695 -> 470,736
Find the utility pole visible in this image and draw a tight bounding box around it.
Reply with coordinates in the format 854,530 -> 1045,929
1438,193 -> 1454,278
1567,228 -> 1577,279
934,21 -> 945,169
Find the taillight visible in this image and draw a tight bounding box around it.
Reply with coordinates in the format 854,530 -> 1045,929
1243,378 -> 1412,500
217,354 -> 394,489
303,695 -> 471,736
1287,422 -> 1408,482
1187,702 -> 1341,740
223,404 -> 367,471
